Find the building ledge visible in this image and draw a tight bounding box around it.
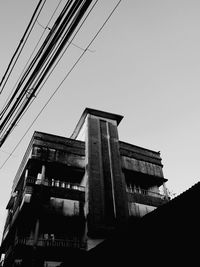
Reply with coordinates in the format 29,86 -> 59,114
128,191 -> 169,207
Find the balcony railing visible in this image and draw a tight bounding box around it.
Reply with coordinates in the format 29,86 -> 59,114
26,176 -> 85,192
15,237 -> 86,249
126,186 -> 166,199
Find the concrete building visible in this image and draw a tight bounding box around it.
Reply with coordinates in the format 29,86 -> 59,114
0,108 -> 169,266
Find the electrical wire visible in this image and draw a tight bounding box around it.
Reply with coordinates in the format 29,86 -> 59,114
37,21 -> 95,52
0,0 -> 99,147
0,0 -> 78,130
0,0 -> 88,142
0,0 -> 91,140
0,0 -> 123,169
0,0 -> 63,116
0,0 -> 71,120
0,0 -> 47,95
1,0 -> 99,138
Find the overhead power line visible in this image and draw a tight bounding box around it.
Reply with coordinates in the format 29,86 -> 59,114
0,0 -> 69,120
0,0 -> 64,115
0,0 -> 123,170
0,0 -> 47,95
0,0 -> 93,147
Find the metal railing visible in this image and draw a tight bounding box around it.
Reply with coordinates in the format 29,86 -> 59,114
126,186 -> 166,199
15,237 -> 86,249
26,176 -> 85,192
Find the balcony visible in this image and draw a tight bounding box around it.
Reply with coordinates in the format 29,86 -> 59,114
14,237 -> 86,250
26,176 -> 85,192
127,186 -> 168,207
25,176 -> 85,205
126,186 -> 165,198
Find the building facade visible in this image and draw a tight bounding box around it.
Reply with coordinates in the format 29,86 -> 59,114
0,108 -> 169,266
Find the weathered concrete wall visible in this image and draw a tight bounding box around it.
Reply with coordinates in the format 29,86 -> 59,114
85,114 -> 129,237
33,131 -> 85,156
121,156 -> 164,178
119,141 -> 163,166
32,146 -> 85,169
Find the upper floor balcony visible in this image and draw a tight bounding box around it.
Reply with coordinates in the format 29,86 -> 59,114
127,186 -> 169,207
26,176 -> 85,192
25,176 -> 85,203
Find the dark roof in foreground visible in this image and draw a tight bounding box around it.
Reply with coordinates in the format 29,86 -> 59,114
88,181 -> 200,265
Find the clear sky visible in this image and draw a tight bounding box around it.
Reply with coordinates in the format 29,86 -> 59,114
0,0 -> 200,239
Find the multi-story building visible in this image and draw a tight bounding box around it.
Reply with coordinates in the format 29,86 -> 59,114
0,108 -> 169,266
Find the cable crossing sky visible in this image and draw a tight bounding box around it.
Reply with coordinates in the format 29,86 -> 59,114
0,0 -> 93,148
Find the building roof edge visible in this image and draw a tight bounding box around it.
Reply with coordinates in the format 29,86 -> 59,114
70,108 -> 123,139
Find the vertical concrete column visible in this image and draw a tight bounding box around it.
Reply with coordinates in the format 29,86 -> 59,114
40,165 -> 46,185
86,116 -> 105,236
85,111 -> 129,236
107,121 -> 129,223
99,120 -> 116,225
